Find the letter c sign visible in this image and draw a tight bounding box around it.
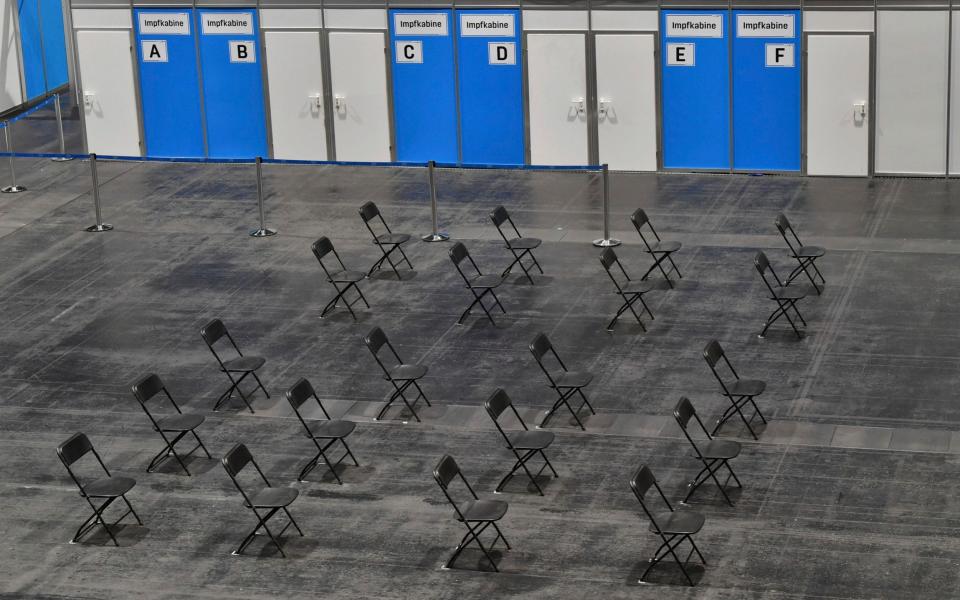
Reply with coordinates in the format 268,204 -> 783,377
395,41 -> 423,64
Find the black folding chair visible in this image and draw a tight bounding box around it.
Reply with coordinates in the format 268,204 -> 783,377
490,205 -> 543,285
631,208 -> 683,288
285,377 -> 359,484
529,332 -> 595,430
703,340 -> 767,440
484,388 -> 558,496
312,236 -> 370,320
775,213 -> 825,295
359,201 -> 413,278
755,250 -> 807,339
131,373 -> 211,475
630,464 -> 706,587
363,326 -> 431,422
200,318 -> 268,413
600,247 -> 657,331
221,443 -> 303,557
449,242 -> 506,326
57,432 -> 142,546
433,454 -> 511,572
674,397 -> 742,507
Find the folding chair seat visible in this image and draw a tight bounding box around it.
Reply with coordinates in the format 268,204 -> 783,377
484,388 -> 559,496
529,332 -> 596,430
56,433 -> 143,546
703,340 -> 767,440
490,205 -> 543,285
312,236 -> 370,320
449,242 -> 506,326
131,373 -> 212,475
200,318 -> 269,414
363,326 -> 431,422
630,464 -> 706,586
673,397 -> 742,507
630,208 -> 683,288
755,250 -> 807,339
775,213 -> 825,295
433,455 -> 511,571
285,377 -> 359,484
221,443 -> 304,557
359,201 -> 414,278
599,247 -> 657,331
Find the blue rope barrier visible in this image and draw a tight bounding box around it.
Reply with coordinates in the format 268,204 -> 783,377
0,96 -> 57,129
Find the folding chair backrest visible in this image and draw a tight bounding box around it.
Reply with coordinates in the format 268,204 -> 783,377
359,201 -> 381,224
484,388 -> 526,438
631,208 -> 661,247
630,464 -> 673,532
774,213 -> 803,250
674,396 -> 696,430
755,251 -> 783,290
286,377 -> 330,424
222,443 -> 254,479
132,373 -> 165,405
490,205 -> 509,228
58,432 -> 94,468
449,242 -> 469,267
600,248 -> 629,290
433,454 -> 461,490
200,318 -> 227,348
364,326 -> 389,356
702,339 -> 725,369
528,332 -> 553,363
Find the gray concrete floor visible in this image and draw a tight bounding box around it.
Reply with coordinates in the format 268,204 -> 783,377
1,149 -> 959,598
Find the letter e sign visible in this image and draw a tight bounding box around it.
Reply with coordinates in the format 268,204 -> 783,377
666,43 -> 695,67
395,41 -> 423,64
142,40 -> 168,63
488,42 -> 516,65
229,40 -> 256,63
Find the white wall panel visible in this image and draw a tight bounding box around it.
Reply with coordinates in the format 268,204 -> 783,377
71,9 -> 132,30
590,10 -> 657,32
803,11 -> 873,32
875,11 -> 948,175
949,12 -> 960,175
324,9 -> 386,30
0,0 -> 23,113
261,9 -> 323,30
522,10 -> 588,31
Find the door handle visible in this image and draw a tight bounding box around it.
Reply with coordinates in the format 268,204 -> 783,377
83,92 -> 95,109
571,97 -> 585,117
598,98 -> 611,119
853,101 -> 866,122
334,95 -> 346,114
309,94 -> 322,110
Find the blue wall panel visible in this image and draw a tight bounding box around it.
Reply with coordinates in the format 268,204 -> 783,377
135,9 -> 204,158
198,9 -> 267,159
455,10 -> 524,166
18,0 -> 45,100
660,10 -> 730,170
39,0 -> 68,90
732,11 -> 801,172
389,9 -> 458,163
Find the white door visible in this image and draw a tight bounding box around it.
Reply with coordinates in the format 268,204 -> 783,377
76,30 -> 141,156
526,34 -> 588,166
806,34 -> 870,176
264,31 -> 327,160
595,33 -> 657,171
328,31 -> 391,162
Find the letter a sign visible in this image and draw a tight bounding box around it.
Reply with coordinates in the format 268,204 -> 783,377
142,40 -> 168,63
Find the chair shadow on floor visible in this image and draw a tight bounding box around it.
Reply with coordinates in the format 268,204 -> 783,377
151,455 -> 218,477
625,559 -> 706,587
369,270 -> 418,282
72,523 -> 150,548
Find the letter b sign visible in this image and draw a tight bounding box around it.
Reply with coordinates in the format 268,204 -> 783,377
488,42 -> 516,66
229,40 -> 255,63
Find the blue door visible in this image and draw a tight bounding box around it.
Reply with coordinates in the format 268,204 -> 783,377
197,9 -> 267,159
455,10 -> 524,166
134,9 -> 204,158
732,11 -> 801,172
660,11 -> 730,170
389,9 -> 458,163
18,0 -> 45,100
39,0 -> 68,90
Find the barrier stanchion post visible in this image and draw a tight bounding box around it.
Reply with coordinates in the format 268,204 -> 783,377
592,164 -> 620,248
250,156 -> 277,237
51,94 -> 73,162
2,125 -> 26,193
421,160 -> 449,242
85,153 -> 113,232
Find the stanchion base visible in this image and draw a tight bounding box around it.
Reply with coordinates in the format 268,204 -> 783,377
1,185 -> 26,193
51,157 -> 74,162
592,238 -> 622,248
250,227 -> 277,238
85,223 -> 113,232
421,232 -> 450,242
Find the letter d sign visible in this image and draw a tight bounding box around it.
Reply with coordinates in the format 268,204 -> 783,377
229,40 -> 256,63
488,42 -> 516,66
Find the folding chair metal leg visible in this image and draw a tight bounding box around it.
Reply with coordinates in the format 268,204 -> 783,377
608,292 -> 649,332
712,395 -> 762,440
641,253 -> 676,289
538,387 -> 587,430
786,257 -> 823,294
444,521 -> 501,572
495,449 -> 550,496
411,381 -> 432,407
682,458 -> 736,507
458,288 -> 498,326
376,379 -> 424,422
214,371 -> 255,413
489,289 -> 507,314
250,372 -> 271,399
576,389 -> 596,415
760,299 -> 804,339
667,254 -> 683,279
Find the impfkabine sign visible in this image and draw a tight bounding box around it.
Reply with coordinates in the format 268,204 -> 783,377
736,14 -> 795,38
665,14 -> 723,38
138,13 -> 189,35
460,14 -> 515,37
201,13 -> 254,35
394,14 -> 448,36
